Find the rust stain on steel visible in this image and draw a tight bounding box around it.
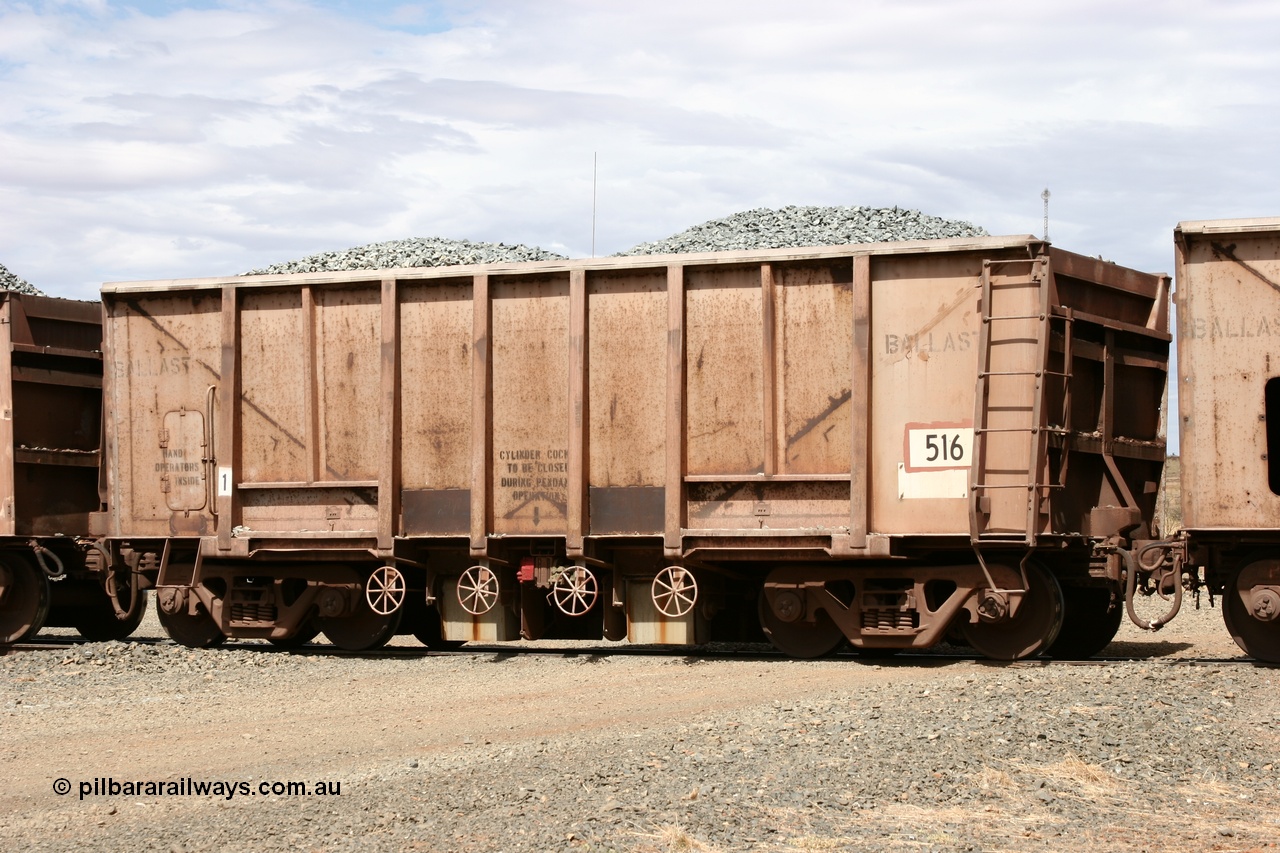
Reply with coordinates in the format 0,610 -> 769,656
1210,241 -> 1280,296
123,295 -> 353,479
121,294 -> 296,446
785,389 -> 852,452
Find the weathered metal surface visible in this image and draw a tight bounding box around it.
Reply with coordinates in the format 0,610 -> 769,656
440,572 -> 519,642
400,280 -> 473,492
626,578 -> 699,644
1176,218 -> 1280,531
587,269 -> 666,489
99,236 -> 1170,652
103,292 -> 221,536
401,488 -> 470,535
490,274 -> 570,536
774,260 -> 855,475
0,293 -> 105,538
100,240 -> 1169,548
685,264 -> 765,476
869,252 -> 987,534
588,486 -> 664,534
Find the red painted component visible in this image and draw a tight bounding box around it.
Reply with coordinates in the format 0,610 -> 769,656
518,557 -> 536,583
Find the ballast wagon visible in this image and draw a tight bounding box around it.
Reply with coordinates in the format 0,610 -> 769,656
96,234 -> 1170,659
0,292 -> 145,644
1173,217 -> 1280,662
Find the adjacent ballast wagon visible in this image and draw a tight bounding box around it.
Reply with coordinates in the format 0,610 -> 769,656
0,292 -> 146,644
95,234 -> 1170,659
1173,217 -> 1280,662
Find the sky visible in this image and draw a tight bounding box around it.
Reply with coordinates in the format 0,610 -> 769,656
3,0 -> 1279,445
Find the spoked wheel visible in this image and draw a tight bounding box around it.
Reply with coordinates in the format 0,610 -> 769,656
1223,560 -> 1280,663
1046,586 -> 1122,659
550,566 -> 598,616
758,591 -> 846,659
652,567 -> 698,618
961,561 -> 1064,661
457,566 -> 500,616
317,593 -> 403,652
157,599 -> 226,649
268,620 -> 321,649
0,555 -> 50,644
365,565 -> 406,616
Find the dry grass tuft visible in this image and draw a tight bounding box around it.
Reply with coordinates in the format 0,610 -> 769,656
631,823 -> 723,853
971,765 -> 1014,793
1040,753 -> 1123,791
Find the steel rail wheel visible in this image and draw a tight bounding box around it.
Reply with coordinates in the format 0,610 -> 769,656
1223,565 -> 1280,663
1046,586 -> 1122,660
961,561 -> 1064,661
0,555 -> 50,644
268,620 -> 321,648
73,578 -> 149,642
318,598 -> 402,652
157,601 -> 227,649
758,592 -> 846,659
410,605 -> 465,650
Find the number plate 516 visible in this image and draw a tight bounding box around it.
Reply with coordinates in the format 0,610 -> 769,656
904,424 -> 974,472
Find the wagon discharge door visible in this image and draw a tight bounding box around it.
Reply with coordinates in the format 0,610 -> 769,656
159,409 -> 208,512
970,257 -> 1066,545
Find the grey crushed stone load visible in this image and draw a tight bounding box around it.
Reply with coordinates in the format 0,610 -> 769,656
0,262 -> 44,296
240,205 -> 986,275
614,204 -> 987,256
243,237 -> 567,275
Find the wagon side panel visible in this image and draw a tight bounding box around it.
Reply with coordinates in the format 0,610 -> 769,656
1177,225 -> 1280,531
101,290 -> 223,538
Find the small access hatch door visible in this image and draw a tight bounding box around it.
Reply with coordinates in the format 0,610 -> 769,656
160,409 -> 207,512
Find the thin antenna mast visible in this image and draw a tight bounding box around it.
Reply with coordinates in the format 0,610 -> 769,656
1041,188 -> 1050,242
592,152 -> 598,257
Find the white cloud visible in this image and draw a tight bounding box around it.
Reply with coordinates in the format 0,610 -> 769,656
0,0 -> 1276,321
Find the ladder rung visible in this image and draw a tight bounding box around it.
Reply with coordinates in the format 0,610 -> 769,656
984,313 -> 1046,322
975,427 -> 1038,434
972,483 -> 1064,491
979,370 -> 1042,377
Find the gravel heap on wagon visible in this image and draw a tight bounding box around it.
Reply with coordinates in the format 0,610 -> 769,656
243,237 -> 568,275
614,204 -> 987,256
0,262 -> 44,295
240,206 -> 986,275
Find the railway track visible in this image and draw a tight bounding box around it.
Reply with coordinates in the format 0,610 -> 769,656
3,635 -> 1269,667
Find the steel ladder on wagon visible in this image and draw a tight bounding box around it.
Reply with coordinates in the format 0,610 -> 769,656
969,255 -> 1074,558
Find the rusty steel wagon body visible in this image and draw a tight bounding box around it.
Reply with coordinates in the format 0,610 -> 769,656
1173,217 -> 1280,662
0,292 -> 146,644
95,234 -> 1170,658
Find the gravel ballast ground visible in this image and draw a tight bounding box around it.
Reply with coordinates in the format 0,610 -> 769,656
3,602 -> 1278,852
